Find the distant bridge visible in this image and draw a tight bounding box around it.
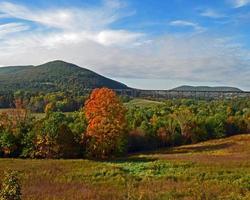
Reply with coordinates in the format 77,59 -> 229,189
114,89 -> 250,99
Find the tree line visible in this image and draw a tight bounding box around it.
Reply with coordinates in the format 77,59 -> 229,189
0,88 -> 249,159
0,91 -> 86,112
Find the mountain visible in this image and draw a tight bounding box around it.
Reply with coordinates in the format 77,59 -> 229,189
172,85 -> 243,92
0,60 -> 245,95
0,60 -> 128,93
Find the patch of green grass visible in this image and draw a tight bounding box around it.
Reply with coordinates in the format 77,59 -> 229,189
125,98 -> 164,108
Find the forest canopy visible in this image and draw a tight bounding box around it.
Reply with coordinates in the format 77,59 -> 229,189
0,87 -> 249,159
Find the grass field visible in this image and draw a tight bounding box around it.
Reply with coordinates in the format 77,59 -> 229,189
0,109 -> 76,119
125,98 -> 164,108
0,134 -> 249,200
0,108 -> 45,119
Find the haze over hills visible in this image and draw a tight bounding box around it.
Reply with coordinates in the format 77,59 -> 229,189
0,60 -> 246,94
172,85 -> 243,92
0,60 -> 128,93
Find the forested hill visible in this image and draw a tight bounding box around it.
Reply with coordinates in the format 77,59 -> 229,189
172,85 -> 242,92
0,60 -> 128,93
0,60 -> 246,95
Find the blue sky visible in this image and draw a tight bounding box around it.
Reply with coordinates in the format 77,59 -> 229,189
0,0 -> 250,90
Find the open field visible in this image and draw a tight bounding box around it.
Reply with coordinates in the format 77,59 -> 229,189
0,108 -> 45,119
125,98 -> 164,108
0,109 -> 76,119
0,134 -> 249,200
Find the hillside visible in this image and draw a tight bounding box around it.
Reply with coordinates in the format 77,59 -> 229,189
150,134 -> 250,164
173,85 -> 242,92
0,60 -> 128,93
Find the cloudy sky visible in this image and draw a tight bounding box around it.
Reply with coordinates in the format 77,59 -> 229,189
0,0 -> 250,90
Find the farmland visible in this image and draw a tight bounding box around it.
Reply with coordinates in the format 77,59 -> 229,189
0,134 -> 249,200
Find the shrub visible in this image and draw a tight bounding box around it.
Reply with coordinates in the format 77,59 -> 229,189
0,170 -> 21,200
0,131 -> 17,157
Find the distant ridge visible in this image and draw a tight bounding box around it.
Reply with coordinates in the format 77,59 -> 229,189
0,60 -> 128,93
0,60 -> 246,95
172,85 -> 243,92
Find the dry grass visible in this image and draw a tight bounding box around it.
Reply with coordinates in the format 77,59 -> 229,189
150,134 -> 250,165
0,134 -> 250,200
0,108 -> 45,119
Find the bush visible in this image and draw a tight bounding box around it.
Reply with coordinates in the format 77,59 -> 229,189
0,131 -> 17,157
0,170 -> 21,200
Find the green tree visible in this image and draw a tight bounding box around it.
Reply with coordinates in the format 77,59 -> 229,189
34,112 -> 78,158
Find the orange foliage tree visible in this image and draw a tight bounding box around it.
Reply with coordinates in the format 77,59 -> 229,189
85,88 -> 127,158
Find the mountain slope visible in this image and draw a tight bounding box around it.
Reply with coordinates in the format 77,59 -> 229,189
0,60 -> 128,93
172,85 -> 242,92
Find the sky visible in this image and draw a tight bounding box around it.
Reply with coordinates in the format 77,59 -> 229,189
0,0 -> 250,90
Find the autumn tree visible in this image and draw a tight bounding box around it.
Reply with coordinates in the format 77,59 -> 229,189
172,106 -> 196,142
34,112 -> 78,158
157,115 -> 179,146
0,99 -> 32,157
44,102 -> 56,114
85,88 -> 127,158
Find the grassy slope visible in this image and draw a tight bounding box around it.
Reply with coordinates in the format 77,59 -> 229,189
0,134 -> 249,200
125,98 -> 164,108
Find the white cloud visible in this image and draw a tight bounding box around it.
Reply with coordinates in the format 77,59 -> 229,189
169,20 -> 196,27
96,30 -> 144,46
200,9 -> 226,18
169,20 -> 205,32
0,23 -> 29,38
0,0 -> 139,47
0,1 -> 133,31
230,0 -> 250,8
0,30 -> 249,89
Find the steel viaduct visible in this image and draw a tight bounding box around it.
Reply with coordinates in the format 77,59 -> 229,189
114,89 -> 250,99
